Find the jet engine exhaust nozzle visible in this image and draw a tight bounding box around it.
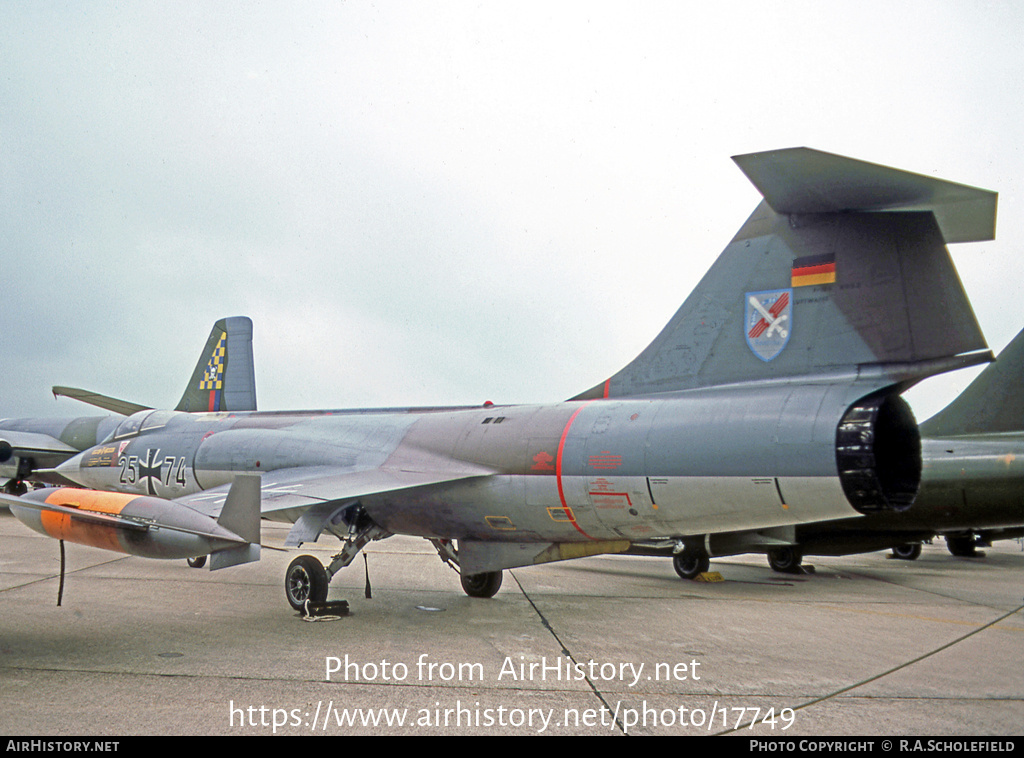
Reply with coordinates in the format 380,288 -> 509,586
836,393 -> 921,515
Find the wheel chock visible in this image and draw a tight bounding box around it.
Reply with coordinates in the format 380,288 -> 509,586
301,599 -> 351,621
694,571 -> 724,583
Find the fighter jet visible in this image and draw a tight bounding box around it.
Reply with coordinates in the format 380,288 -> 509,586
913,326 -> 1024,558
0,148 -> 999,612
0,316 -> 257,494
743,326 -> 1024,574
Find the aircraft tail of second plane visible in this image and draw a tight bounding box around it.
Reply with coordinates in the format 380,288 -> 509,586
920,326 -> 1024,437
176,316 -> 257,413
52,316 -> 258,415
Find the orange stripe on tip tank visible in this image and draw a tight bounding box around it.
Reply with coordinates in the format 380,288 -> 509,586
44,488 -> 140,514
39,489 -> 141,551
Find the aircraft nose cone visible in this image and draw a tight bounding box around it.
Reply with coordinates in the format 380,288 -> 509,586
54,453 -> 86,486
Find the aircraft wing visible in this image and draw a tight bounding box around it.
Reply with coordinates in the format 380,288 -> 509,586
50,386 -> 149,416
0,430 -> 80,470
172,463 -> 495,547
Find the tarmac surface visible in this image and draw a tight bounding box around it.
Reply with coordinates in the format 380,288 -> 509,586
0,506 -> 1021,737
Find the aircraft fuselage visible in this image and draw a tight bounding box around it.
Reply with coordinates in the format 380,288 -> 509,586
786,434 -> 1024,554
53,377 -> 918,551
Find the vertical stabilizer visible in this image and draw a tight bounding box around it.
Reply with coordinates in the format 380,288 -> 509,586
575,148 -> 994,399
920,327 -> 1024,437
177,317 -> 257,413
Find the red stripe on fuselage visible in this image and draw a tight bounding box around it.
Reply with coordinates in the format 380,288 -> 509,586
556,401 -> 597,540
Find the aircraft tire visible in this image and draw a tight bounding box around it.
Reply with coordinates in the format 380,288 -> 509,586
672,551 -> 710,580
2,479 -> 27,496
187,555 -> 207,569
285,555 -> 329,611
890,543 -> 922,560
460,570 -> 502,598
946,535 -> 980,557
767,546 -> 803,574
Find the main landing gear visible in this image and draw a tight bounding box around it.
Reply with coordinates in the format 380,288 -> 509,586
672,550 -> 710,580
766,546 -> 804,574
433,539 -> 504,598
284,506 -> 390,612
890,543 -> 922,560
459,570 -> 503,598
283,552 -> 506,609
281,512 -> 506,611
285,555 -> 330,610
946,533 -> 985,557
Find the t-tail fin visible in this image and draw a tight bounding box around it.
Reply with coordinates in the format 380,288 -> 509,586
920,326 -> 1024,437
575,147 -> 995,400
176,316 -> 257,413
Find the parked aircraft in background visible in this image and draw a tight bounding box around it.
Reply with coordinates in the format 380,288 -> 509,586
0,317 -> 257,494
751,327 -> 1024,574
0,148 -> 999,611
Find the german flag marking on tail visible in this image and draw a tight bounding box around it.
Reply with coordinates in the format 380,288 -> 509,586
791,254 -> 836,287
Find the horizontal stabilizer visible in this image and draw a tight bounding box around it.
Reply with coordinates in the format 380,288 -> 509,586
51,386 -> 149,416
732,147 -> 997,243
51,317 -> 257,415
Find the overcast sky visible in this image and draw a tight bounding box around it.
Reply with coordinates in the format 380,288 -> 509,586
2,1 -> 1022,424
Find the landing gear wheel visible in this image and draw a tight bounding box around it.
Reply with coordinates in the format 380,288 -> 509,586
891,543 -> 922,560
946,535 -> 980,557
767,546 -> 804,574
460,571 -> 502,598
187,555 -> 207,569
672,551 -> 710,580
3,479 -> 27,496
285,555 -> 329,611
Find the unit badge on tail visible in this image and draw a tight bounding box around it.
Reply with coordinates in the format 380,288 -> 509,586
745,289 -> 792,361
198,330 -> 228,411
